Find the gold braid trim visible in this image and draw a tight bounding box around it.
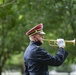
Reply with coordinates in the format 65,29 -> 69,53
29,29 -> 41,36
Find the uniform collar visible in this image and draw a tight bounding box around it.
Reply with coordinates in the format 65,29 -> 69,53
30,41 -> 42,46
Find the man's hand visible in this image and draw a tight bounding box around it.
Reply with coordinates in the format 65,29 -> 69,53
57,39 -> 65,48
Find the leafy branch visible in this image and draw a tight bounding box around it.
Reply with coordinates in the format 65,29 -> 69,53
0,0 -> 16,8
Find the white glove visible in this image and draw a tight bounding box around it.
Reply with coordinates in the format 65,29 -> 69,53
57,39 -> 65,48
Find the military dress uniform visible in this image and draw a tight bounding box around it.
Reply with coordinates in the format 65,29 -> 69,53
24,23 -> 68,75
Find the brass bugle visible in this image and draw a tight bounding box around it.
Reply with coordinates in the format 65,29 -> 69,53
43,39 -> 75,46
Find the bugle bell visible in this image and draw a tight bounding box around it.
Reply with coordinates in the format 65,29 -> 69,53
43,39 -> 75,46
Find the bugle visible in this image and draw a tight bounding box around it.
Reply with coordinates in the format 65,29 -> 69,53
43,39 -> 75,46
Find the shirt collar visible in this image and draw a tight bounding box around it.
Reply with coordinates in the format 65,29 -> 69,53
30,41 -> 42,46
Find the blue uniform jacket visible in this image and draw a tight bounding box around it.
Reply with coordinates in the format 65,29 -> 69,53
24,41 -> 68,75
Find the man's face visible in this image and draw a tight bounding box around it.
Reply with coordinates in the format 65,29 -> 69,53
35,34 -> 44,44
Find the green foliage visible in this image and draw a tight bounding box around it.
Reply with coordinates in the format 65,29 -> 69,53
0,0 -> 76,74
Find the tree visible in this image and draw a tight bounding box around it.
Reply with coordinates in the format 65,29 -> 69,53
0,0 -> 76,75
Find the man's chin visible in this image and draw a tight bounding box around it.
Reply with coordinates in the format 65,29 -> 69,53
41,41 -> 44,44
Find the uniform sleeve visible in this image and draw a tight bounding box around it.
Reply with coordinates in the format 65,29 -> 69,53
24,62 -> 29,75
35,47 -> 68,66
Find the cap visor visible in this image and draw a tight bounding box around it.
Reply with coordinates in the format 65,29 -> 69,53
39,31 -> 45,34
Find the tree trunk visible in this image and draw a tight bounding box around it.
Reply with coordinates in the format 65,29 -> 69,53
0,67 -> 2,75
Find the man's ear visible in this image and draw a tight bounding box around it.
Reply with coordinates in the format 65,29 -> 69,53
34,35 -> 39,42
32,35 -> 36,39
